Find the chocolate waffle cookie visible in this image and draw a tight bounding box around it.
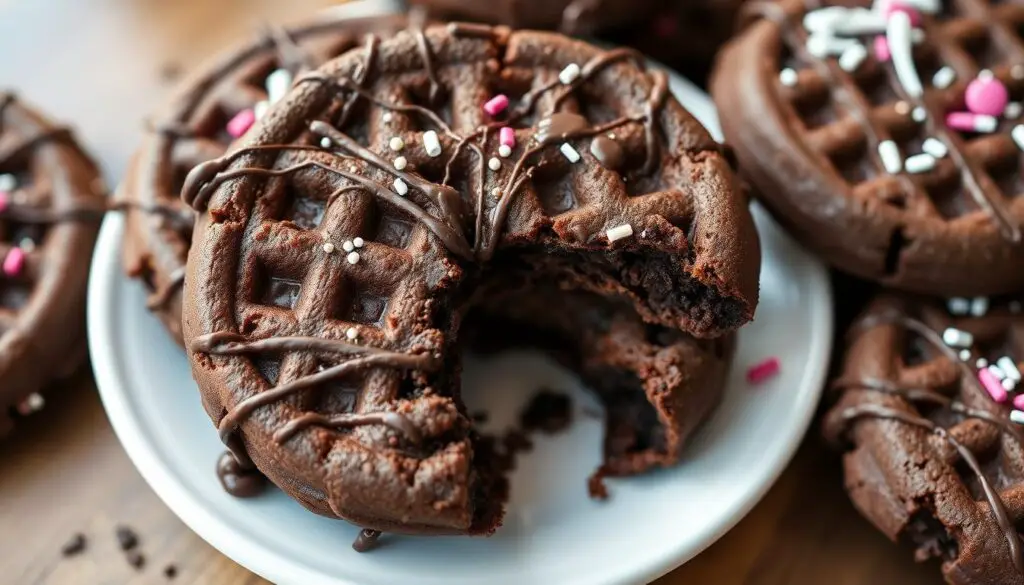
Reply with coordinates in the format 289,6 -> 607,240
121,14 -> 408,345
712,0 -> 1024,296
824,295 -> 1024,585
182,24 -> 759,542
0,94 -> 105,435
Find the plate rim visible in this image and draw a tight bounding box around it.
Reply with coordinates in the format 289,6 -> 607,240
89,70 -> 834,585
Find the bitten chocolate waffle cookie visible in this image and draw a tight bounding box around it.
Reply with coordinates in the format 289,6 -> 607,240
713,0 -> 1024,296
0,94 -> 105,435
181,23 -> 759,547
825,295 -> 1024,585
121,15 -> 408,345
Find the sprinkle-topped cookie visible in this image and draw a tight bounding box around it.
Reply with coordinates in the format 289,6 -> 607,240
713,0 -> 1024,296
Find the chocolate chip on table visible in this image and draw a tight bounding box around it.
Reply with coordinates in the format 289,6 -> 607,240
60,533 -> 87,557
115,525 -> 139,550
163,564 -> 178,579
126,549 -> 146,570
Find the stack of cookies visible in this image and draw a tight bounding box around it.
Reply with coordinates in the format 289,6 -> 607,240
712,1 -> 1024,583
116,9 -> 761,551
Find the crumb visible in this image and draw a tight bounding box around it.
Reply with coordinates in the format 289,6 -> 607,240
163,564 -> 178,579
115,525 -> 139,550
588,470 -> 609,500
126,549 -> 145,570
159,61 -> 183,83
519,389 -> 572,434
60,533 -> 87,557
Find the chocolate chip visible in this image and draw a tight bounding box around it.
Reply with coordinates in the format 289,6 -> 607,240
115,525 -> 139,550
60,533 -> 87,557
163,564 -> 178,579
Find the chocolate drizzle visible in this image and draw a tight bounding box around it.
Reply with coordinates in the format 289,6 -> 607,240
215,450 -> 267,498
745,0 -> 1021,243
183,26 -> 676,513
352,529 -> 382,552
829,311 -> 1024,577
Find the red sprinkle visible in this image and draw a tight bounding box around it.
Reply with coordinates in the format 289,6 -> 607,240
0,191 -> 8,213
747,357 -> 781,385
3,247 -> 25,276
226,108 -> 256,138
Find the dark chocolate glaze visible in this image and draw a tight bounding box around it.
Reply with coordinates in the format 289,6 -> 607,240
827,311 -> 1024,578
591,135 -> 625,170
215,450 -> 268,498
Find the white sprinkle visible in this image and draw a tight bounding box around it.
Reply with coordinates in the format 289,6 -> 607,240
779,68 -> 799,87
498,144 -> 512,158
1012,410 -> 1024,425
911,29 -> 925,45
897,0 -> 941,14
959,349 -> 972,362
839,43 -> 868,73
394,156 -> 408,171
904,153 -> 936,174
912,107 -> 927,122
888,12 -> 923,97
832,9 -> 887,36
1004,378 -> 1017,392
878,140 -> 902,174
491,187 -> 501,197
922,138 -> 948,158
998,357 -> 1022,382
18,238 -> 34,253
802,7 -> 848,34
322,242 -> 335,254
559,63 -> 581,85
977,358 -> 990,369
349,165 -> 358,174
0,174 -> 15,192
423,130 -> 442,158
320,137 -> 332,149
1011,301 -> 1022,314
346,327 -> 358,340
807,33 -> 858,58
560,143 -> 581,163
1012,125 -> 1024,152
389,136 -> 405,152
948,297 -> 970,315
942,327 -> 973,348
18,393 -> 44,415
265,68 -> 293,104
979,69 -> 995,81
606,223 -> 634,243
393,178 -> 408,196
932,66 -> 956,89
342,240 -> 355,253
1005,102 -> 1023,119
1014,65 -> 1024,80
383,112 -> 394,123
894,101 -> 911,115
254,100 -> 271,120
488,157 -> 501,171
347,251 -> 360,265
989,364 -> 1007,380
970,296 -> 989,317
353,237 -> 364,248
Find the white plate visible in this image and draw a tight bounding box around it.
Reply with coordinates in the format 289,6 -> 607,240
88,49 -> 833,585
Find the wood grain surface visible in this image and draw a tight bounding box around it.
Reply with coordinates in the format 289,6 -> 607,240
0,1 -> 943,583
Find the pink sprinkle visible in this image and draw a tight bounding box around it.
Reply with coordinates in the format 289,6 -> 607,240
1014,394 -> 1024,410
747,357 -> 781,385
946,111 -> 998,133
3,247 -> 25,277
873,36 -> 891,62
483,95 -> 509,117
979,368 -> 1008,403
226,108 -> 256,138
499,127 -> 516,148
883,2 -> 922,27
965,76 -> 1009,117
0,191 -> 8,213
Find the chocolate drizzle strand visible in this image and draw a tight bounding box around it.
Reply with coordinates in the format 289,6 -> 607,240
827,305 -> 1024,577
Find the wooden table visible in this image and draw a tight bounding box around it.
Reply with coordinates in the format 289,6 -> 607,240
0,1 -> 943,583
